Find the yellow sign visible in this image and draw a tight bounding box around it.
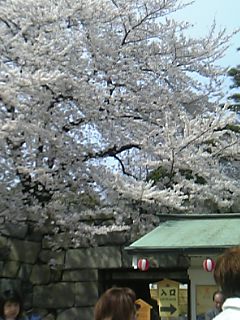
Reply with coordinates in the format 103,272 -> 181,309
135,298 -> 152,320
157,279 -> 179,317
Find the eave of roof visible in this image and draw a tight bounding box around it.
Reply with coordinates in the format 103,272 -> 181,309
126,214 -> 240,254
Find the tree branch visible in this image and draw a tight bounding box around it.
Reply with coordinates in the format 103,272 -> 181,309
83,143 -> 141,161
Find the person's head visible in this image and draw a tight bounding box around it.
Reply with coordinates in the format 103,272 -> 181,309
94,287 -> 136,320
212,290 -> 224,311
0,289 -> 23,320
214,246 -> 240,298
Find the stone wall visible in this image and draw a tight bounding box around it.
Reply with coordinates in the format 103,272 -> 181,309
0,221 -> 132,320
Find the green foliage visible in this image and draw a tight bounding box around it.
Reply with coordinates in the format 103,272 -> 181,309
179,169 -> 206,185
146,166 -> 172,183
228,50 -> 240,109
78,193 -> 101,209
228,67 -> 240,88
147,166 -> 206,185
225,124 -> 240,133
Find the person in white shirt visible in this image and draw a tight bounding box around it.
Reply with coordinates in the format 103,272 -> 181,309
212,246 -> 240,320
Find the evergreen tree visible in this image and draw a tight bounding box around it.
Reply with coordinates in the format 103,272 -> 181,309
228,48 -> 240,112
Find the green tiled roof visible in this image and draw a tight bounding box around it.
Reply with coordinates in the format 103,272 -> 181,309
126,214 -> 240,254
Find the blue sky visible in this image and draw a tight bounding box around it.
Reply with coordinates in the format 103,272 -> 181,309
172,0 -> 240,68
169,0 -> 240,96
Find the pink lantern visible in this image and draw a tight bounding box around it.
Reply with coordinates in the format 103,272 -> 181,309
203,258 -> 215,272
137,258 -> 150,271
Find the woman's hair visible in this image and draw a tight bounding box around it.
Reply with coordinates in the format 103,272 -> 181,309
214,246 -> 240,298
0,288 -> 24,319
94,287 -> 136,320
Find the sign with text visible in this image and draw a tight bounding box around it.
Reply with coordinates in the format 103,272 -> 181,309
158,279 -> 179,318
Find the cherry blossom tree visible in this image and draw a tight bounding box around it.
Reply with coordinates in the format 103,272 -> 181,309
0,0 -> 239,245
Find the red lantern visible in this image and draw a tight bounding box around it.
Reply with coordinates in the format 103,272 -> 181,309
203,258 -> 215,272
137,258 -> 150,271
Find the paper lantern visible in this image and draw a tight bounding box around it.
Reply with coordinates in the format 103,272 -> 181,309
203,258 -> 215,272
137,258 -> 150,271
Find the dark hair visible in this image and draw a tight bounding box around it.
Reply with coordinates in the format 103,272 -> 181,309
212,290 -> 224,301
0,289 -> 24,319
94,287 -> 136,320
214,246 -> 240,298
